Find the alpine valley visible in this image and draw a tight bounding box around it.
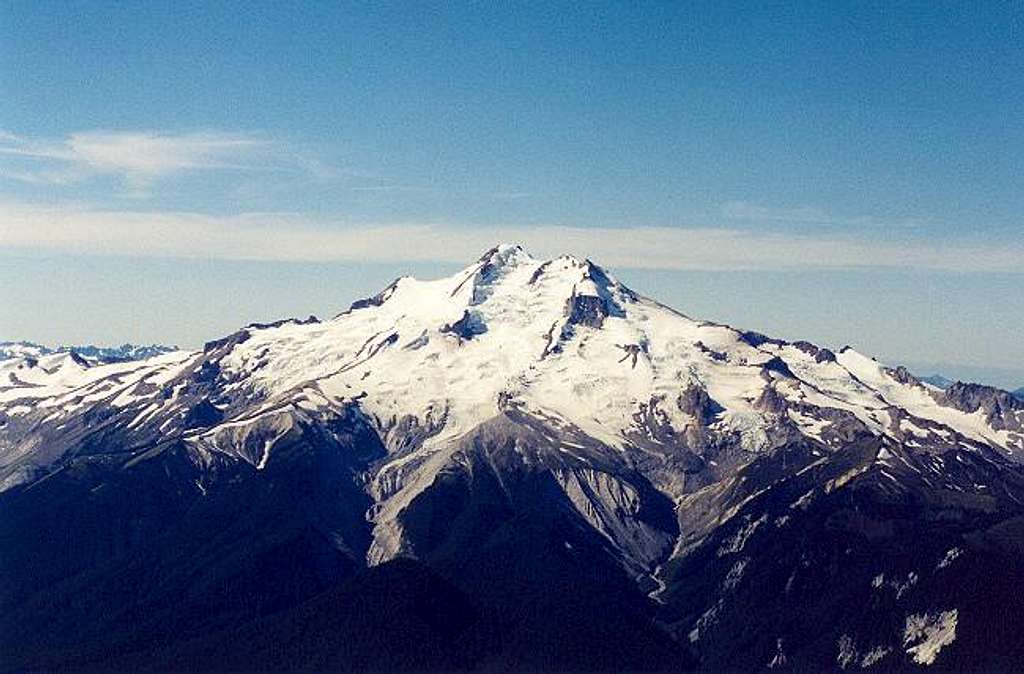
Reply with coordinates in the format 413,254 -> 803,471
3,245 -> 1024,673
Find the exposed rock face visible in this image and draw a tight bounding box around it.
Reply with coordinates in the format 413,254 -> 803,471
887,365 -> 922,387
565,292 -> 609,328
203,329 -> 251,352
791,341 -> 837,363
347,278 -> 403,312
247,315 -> 320,330
939,381 -> 1024,432
440,310 -> 487,340
617,343 -> 646,368
762,356 -> 797,379
740,331 -> 786,348
183,399 -> 224,430
677,383 -> 724,427
941,381 -> 1024,415
470,246 -> 523,302
693,340 -> 727,362
755,383 -> 789,414
66,351 -> 90,368
560,258 -> 627,330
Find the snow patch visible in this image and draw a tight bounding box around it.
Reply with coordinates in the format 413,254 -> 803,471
903,609 -> 958,665
936,547 -> 962,570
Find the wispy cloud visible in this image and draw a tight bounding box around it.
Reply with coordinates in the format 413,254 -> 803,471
721,200 -> 923,230
348,184 -> 533,200
1,201 -> 1019,273
0,130 -> 329,195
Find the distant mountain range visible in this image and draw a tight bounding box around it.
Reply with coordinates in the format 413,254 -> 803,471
916,372 -> 1023,401
917,373 -> 955,389
2,245 -> 1024,672
0,340 -> 177,365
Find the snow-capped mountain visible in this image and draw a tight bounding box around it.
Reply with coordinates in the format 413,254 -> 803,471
0,340 -> 176,365
3,245 -> 1024,672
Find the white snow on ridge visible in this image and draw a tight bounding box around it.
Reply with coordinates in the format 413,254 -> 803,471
836,349 -> 1014,450
0,350 -> 194,404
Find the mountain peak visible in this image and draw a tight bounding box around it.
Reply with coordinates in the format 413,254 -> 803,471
471,245 -> 617,284
472,243 -> 535,275
477,242 -> 530,261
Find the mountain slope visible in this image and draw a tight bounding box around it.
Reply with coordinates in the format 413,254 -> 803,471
2,244 -> 1023,672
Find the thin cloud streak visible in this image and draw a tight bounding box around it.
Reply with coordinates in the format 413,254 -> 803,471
1,202 -> 1020,273
0,130 -> 329,192
721,200 -> 925,230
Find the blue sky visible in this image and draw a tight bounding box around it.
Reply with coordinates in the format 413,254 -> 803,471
1,2 -> 1022,386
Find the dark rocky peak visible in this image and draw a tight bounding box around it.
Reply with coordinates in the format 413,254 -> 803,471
247,315 -> 319,331
347,277 -> 405,313
942,381 -> 1023,413
452,245 -> 530,304
524,252 -> 636,312
67,350 -> 91,368
792,340 -> 837,363
939,382 -> 1024,432
581,258 -> 638,302
739,331 -> 786,349
562,262 -> 629,330
815,348 -> 837,363
755,383 -> 789,414
693,341 -> 728,362
886,365 -> 923,387
193,359 -> 222,383
473,246 -> 517,287
579,257 -> 611,285
475,243 -> 526,269
527,260 -> 551,285
565,292 -> 610,329
761,356 -> 797,379
677,383 -> 724,426
39,350 -> 90,374
203,313 -> 320,355
203,329 -> 251,353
